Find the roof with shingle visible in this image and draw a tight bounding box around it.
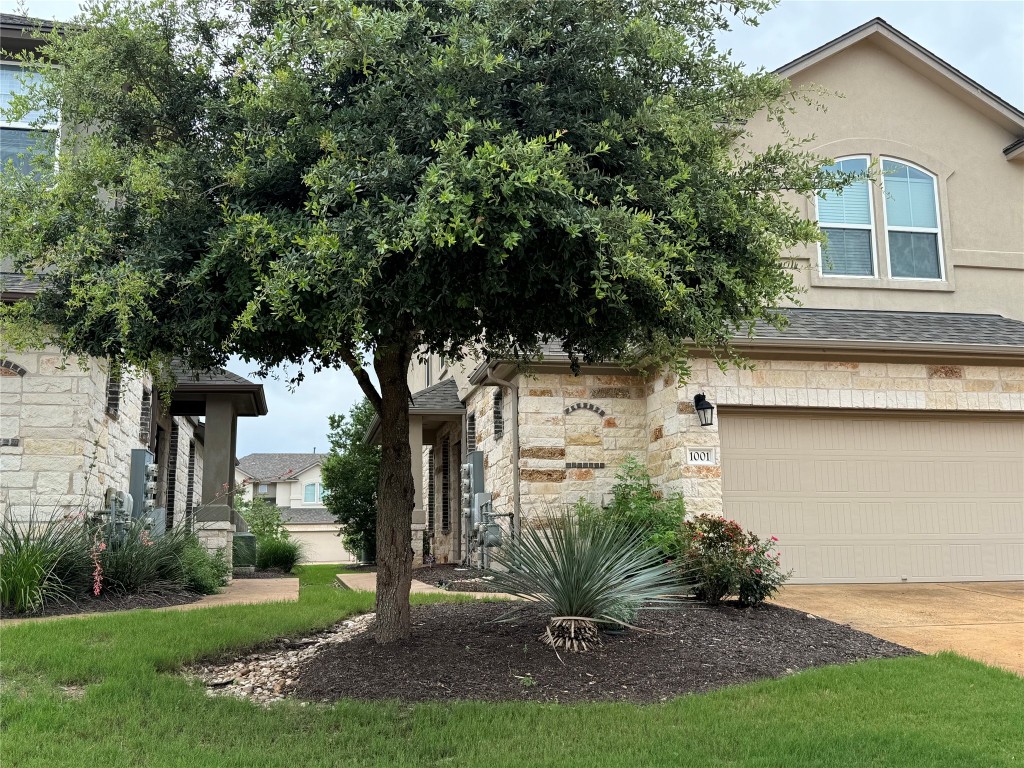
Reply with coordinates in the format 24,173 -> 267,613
410,377 -> 465,413
237,453 -> 321,482
750,309 -> 1024,347
279,507 -> 336,525
0,272 -> 43,299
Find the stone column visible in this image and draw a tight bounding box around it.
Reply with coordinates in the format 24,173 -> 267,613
196,394 -> 237,568
409,415 -> 426,563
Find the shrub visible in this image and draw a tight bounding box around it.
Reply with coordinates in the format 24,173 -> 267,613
575,456 -> 686,558
490,511 -> 683,652
180,539 -> 230,594
0,512 -> 90,612
237,498 -> 289,541
256,537 -> 303,572
95,518 -> 192,594
680,514 -> 790,606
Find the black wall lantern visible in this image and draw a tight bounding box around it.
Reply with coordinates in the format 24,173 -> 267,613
693,393 -> 715,427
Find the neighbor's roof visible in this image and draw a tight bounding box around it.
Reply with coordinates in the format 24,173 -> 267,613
279,507 -> 336,525
0,272 -> 43,301
774,17 -> 1024,158
237,453 -> 322,482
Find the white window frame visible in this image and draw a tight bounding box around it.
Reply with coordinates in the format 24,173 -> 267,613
258,483 -> 268,494
303,482 -> 317,503
880,157 -> 945,282
0,61 -> 60,173
814,154 -> 878,279
424,356 -> 432,387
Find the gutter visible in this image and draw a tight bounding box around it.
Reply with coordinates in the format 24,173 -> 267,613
482,364 -> 521,541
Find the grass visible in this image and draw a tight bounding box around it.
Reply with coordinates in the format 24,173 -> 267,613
1,564 -> 1021,767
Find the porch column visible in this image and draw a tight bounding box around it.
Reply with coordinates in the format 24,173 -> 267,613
409,415 -> 426,563
196,394 -> 237,565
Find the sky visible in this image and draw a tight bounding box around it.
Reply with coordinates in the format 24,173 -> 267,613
8,0 -> 1023,456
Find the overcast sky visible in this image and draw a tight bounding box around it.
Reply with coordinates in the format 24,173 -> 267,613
10,0 -> 1023,456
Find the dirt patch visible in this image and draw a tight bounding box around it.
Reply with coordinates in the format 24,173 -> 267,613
233,569 -> 295,580
293,601 -> 915,704
414,564 -> 513,594
0,589 -> 202,620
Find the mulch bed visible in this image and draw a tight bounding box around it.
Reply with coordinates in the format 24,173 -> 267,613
413,564 -> 512,593
233,569 -> 295,580
0,589 -> 202,620
293,601 -> 916,704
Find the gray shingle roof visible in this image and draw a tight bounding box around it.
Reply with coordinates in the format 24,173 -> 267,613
410,377 -> 465,413
279,507 -> 336,524
0,272 -> 43,298
750,309 -> 1024,347
237,453 -> 321,481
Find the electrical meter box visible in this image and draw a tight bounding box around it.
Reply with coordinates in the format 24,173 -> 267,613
129,448 -> 164,534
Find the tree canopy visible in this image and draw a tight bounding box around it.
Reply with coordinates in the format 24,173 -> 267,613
321,398 -> 380,561
1,0 -> 853,641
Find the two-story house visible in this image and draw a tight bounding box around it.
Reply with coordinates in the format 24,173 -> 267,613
388,19 -> 1024,584
0,14 -> 268,564
235,453 -> 355,564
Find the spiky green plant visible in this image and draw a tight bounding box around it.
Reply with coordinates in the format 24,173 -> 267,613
0,510 -> 90,613
256,537 -> 304,572
489,512 -> 685,652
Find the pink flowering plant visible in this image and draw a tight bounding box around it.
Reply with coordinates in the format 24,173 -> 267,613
680,515 -> 790,606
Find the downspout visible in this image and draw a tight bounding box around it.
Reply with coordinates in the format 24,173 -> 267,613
483,364 -> 521,541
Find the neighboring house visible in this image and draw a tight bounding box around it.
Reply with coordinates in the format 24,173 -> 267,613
385,19 -> 1024,584
235,453 -> 355,564
0,16 -> 268,564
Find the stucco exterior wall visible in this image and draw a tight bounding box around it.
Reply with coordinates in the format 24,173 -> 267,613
747,39 -> 1024,320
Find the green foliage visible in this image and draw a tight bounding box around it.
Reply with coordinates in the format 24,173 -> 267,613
575,456 -> 686,558
180,539 -> 230,595
490,511 -> 682,640
256,537 -> 304,572
237,497 -> 289,542
321,398 -> 380,559
0,511 -> 90,612
681,514 -> 791,606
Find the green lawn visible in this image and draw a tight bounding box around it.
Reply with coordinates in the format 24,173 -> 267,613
2,564 -> 1021,767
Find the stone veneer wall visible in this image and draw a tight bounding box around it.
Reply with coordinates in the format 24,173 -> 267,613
1,348 -> 207,524
465,357 -> 1024,526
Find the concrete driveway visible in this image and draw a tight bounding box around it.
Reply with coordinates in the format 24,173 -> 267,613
773,582 -> 1024,675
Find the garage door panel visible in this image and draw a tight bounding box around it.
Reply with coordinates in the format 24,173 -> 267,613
721,410 -> 1024,583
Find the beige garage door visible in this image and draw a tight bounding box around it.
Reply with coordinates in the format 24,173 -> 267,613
720,410 -> 1024,583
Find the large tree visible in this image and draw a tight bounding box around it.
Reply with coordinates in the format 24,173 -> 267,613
1,0 -> 853,641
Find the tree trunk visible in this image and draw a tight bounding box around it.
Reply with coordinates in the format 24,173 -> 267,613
373,343 -> 415,643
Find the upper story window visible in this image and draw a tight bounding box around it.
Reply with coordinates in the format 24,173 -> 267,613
1,62 -> 57,176
258,483 -> 269,494
424,356 -> 432,387
303,483 -> 325,503
817,156 -> 875,277
881,159 -> 942,280
493,390 -> 504,440
816,155 -> 946,285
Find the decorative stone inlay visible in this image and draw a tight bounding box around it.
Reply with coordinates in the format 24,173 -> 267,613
520,469 -> 566,482
651,426 -> 664,441
567,468 -> 594,481
565,462 -> 605,469
927,365 -> 964,379
0,360 -> 28,377
563,401 -> 606,417
520,446 -> 565,460
590,387 -> 631,399
186,614 -> 375,707
0,438 -> 20,447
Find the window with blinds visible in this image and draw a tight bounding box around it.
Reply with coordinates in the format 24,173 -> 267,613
818,156 -> 874,277
882,159 -> 942,280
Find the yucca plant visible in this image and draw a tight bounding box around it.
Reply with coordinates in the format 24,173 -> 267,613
0,510 -> 91,613
489,512 -> 686,652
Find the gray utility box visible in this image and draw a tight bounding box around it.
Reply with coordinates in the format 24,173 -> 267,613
129,448 -> 164,534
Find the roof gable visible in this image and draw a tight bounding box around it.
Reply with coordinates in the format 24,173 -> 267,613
776,18 -> 1024,157
236,453 -> 322,481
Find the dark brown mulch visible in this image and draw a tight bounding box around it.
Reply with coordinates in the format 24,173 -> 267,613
293,601 -> 916,704
233,568 -> 295,579
0,589 -> 202,619
413,564 -> 513,593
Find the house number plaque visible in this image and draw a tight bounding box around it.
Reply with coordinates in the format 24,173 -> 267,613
686,448 -> 717,466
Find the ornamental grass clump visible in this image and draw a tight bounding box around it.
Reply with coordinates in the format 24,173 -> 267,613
490,512 -> 684,652
0,511 -> 90,612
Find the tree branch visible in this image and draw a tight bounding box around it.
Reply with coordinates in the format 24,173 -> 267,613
341,348 -> 383,414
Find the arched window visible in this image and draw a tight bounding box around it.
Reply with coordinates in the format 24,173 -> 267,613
881,159 -> 943,280
817,156 -> 874,277
493,390 -> 504,440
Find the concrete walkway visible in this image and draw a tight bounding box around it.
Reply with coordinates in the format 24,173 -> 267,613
336,571 -> 515,599
774,582 -> 1024,675
2,578 -> 300,626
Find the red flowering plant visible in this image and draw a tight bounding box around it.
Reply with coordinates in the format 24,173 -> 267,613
680,515 -> 790,606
